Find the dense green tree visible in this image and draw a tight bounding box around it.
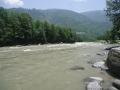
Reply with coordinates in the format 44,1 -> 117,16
106,0 -> 120,42
0,7 -> 7,45
33,20 -> 47,44
50,24 -> 59,43
18,13 -> 33,43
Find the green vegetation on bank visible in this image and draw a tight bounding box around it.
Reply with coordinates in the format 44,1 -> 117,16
97,0 -> 120,43
0,7 -> 80,46
105,0 -> 120,43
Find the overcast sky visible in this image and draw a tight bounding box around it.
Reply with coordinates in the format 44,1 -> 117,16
0,0 -> 106,12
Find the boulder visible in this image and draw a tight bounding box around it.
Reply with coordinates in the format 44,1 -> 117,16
106,47 -> 120,77
112,79 -> 120,89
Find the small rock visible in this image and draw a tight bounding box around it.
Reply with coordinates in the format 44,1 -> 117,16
87,81 -> 102,90
89,77 -> 104,84
92,61 -> 105,68
92,61 -> 108,70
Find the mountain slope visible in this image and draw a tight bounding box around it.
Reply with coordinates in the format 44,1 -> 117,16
82,10 -> 110,23
10,8 -> 112,41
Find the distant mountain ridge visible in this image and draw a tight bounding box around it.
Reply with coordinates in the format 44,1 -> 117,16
9,8 -> 112,41
82,10 -> 110,23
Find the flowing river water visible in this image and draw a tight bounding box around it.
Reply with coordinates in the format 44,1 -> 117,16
0,42 -> 114,90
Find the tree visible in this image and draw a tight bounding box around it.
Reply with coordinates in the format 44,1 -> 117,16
106,0 -> 120,42
49,24 -> 58,43
0,7 -> 8,45
18,13 -> 33,43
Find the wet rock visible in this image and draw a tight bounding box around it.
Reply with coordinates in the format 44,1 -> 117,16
85,77 -> 104,90
87,81 -> 102,90
89,77 -> 104,84
105,46 -> 120,50
92,61 -> 105,68
106,47 -> 120,77
92,61 -> 108,70
112,79 -> 120,89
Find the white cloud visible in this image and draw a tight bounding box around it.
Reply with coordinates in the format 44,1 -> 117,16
1,0 -> 24,7
73,0 -> 87,2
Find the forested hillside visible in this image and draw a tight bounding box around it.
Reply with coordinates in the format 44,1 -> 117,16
0,7 -> 79,46
10,8 -> 112,41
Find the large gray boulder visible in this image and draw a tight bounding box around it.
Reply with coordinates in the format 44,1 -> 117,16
112,79 -> 120,89
108,86 -> 118,90
106,47 -> 120,77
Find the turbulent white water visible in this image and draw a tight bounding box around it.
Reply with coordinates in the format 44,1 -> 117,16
0,42 -> 104,52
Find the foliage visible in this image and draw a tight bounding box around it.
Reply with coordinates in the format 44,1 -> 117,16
0,7 -> 79,46
106,0 -> 120,42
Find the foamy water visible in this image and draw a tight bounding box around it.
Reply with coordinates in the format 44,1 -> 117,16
0,42 -> 104,52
